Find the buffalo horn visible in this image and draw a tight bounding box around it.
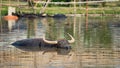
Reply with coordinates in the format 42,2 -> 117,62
67,33 -> 75,43
43,36 -> 57,44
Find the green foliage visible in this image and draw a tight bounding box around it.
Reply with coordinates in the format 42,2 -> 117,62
102,2 -> 106,7
28,0 -> 34,7
52,0 -> 71,2
51,0 -> 71,6
1,6 -> 8,16
1,10 -> 7,15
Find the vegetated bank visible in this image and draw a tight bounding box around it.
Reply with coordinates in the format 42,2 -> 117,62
1,6 -> 120,17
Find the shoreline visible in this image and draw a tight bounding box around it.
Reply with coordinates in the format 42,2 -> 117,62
66,14 -> 120,17
1,13 -> 120,19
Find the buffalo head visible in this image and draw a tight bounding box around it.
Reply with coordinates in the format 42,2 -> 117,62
43,33 -> 75,54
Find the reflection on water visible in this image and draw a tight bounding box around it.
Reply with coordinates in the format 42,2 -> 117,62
0,15 -> 120,68
83,18 -> 112,48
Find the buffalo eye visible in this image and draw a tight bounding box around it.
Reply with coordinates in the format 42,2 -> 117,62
57,39 -> 69,46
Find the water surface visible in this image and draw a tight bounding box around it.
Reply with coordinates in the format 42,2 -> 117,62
0,15 -> 120,68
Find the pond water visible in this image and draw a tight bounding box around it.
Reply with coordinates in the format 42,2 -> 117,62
0,15 -> 120,68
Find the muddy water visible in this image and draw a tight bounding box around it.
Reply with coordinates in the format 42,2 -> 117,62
0,15 -> 120,68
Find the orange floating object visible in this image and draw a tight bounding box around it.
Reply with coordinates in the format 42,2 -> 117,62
3,15 -> 18,21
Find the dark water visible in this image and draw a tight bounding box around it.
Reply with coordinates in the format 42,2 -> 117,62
0,15 -> 120,68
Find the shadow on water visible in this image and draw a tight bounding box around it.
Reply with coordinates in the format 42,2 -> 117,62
0,15 -> 120,68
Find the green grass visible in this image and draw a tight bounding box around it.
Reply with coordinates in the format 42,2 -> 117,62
45,7 -> 120,15
1,6 -> 8,15
1,1 -> 120,15
1,6 -> 120,15
45,7 -> 74,14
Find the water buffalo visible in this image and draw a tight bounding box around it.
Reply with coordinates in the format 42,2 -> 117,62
11,33 -> 75,55
53,14 -> 67,18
